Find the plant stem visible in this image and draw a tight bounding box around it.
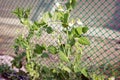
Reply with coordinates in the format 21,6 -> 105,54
26,48 -> 29,62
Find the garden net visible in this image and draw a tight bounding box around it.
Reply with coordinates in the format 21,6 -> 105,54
0,0 -> 120,77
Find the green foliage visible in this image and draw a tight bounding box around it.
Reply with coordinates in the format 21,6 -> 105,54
12,8 -> 31,25
58,51 -> 69,62
12,52 -> 26,68
41,52 -> 49,58
78,37 -> 90,45
91,73 -> 105,80
75,27 -> 83,35
81,68 -> 89,77
42,12 -> 52,23
48,45 -> 57,54
65,0 -> 77,11
82,26 -> 89,33
13,8 -> 30,19
46,27 -> 53,34
12,0 -> 93,80
34,44 -> 46,54
0,64 -> 11,74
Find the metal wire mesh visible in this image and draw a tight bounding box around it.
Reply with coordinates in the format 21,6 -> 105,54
74,0 -> 120,77
0,0 -> 120,77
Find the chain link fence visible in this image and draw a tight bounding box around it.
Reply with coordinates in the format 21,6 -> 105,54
0,0 -> 120,77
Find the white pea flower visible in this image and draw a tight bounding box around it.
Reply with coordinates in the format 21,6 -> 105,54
109,77 -> 115,80
58,7 -> 64,12
51,2 -> 61,14
68,22 -> 73,27
68,19 -> 75,27
56,2 -> 61,7
55,2 -> 64,11
77,19 -> 83,26
57,5 -> 64,12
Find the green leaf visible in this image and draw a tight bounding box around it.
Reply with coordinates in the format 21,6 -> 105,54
33,21 -> 43,29
38,19 -> 47,27
12,8 -> 23,18
14,45 -> 19,54
71,0 -> 77,9
74,63 -> 81,73
59,51 -> 69,62
41,53 -> 49,58
92,74 -> 105,80
78,37 -> 90,45
65,0 -> 77,10
82,26 -> 89,33
26,30 -> 34,40
69,38 -> 75,46
46,27 -> 53,34
13,8 -> 30,19
63,12 -> 69,23
24,8 -> 31,18
12,8 -> 19,14
42,12 -> 52,23
36,29 -> 42,37
21,18 -> 30,25
13,52 -> 26,62
59,44 -> 65,52
65,2 -> 71,10
69,28 -> 76,37
48,45 -> 57,54
15,61 -> 22,68
12,58 -> 22,68
60,12 -> 69,28
52,11 -> 64,21
57,11 -> 64,20
15,35 -> 28,48
42,66 -> 50,73
31,23 -> 39,30
75,27 -> 83,35
34,44 -> 46,54
62,66 -> 71,73
34,21 -> 39,26
19,52 -> 26,59
81,68 -> 88,78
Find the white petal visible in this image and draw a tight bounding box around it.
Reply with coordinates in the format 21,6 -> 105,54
77,19 -> 83,26
58,8 -> 64,11
68,23 -> 74,27
68,19 -> 75,27
110,77 -> 115,80
56,2 -> 60,7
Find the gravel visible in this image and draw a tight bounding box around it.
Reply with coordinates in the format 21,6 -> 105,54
0,55 -> 14,80
0,55 -> 13,66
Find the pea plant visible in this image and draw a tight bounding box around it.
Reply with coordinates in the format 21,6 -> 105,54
12,0 -> 91,79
